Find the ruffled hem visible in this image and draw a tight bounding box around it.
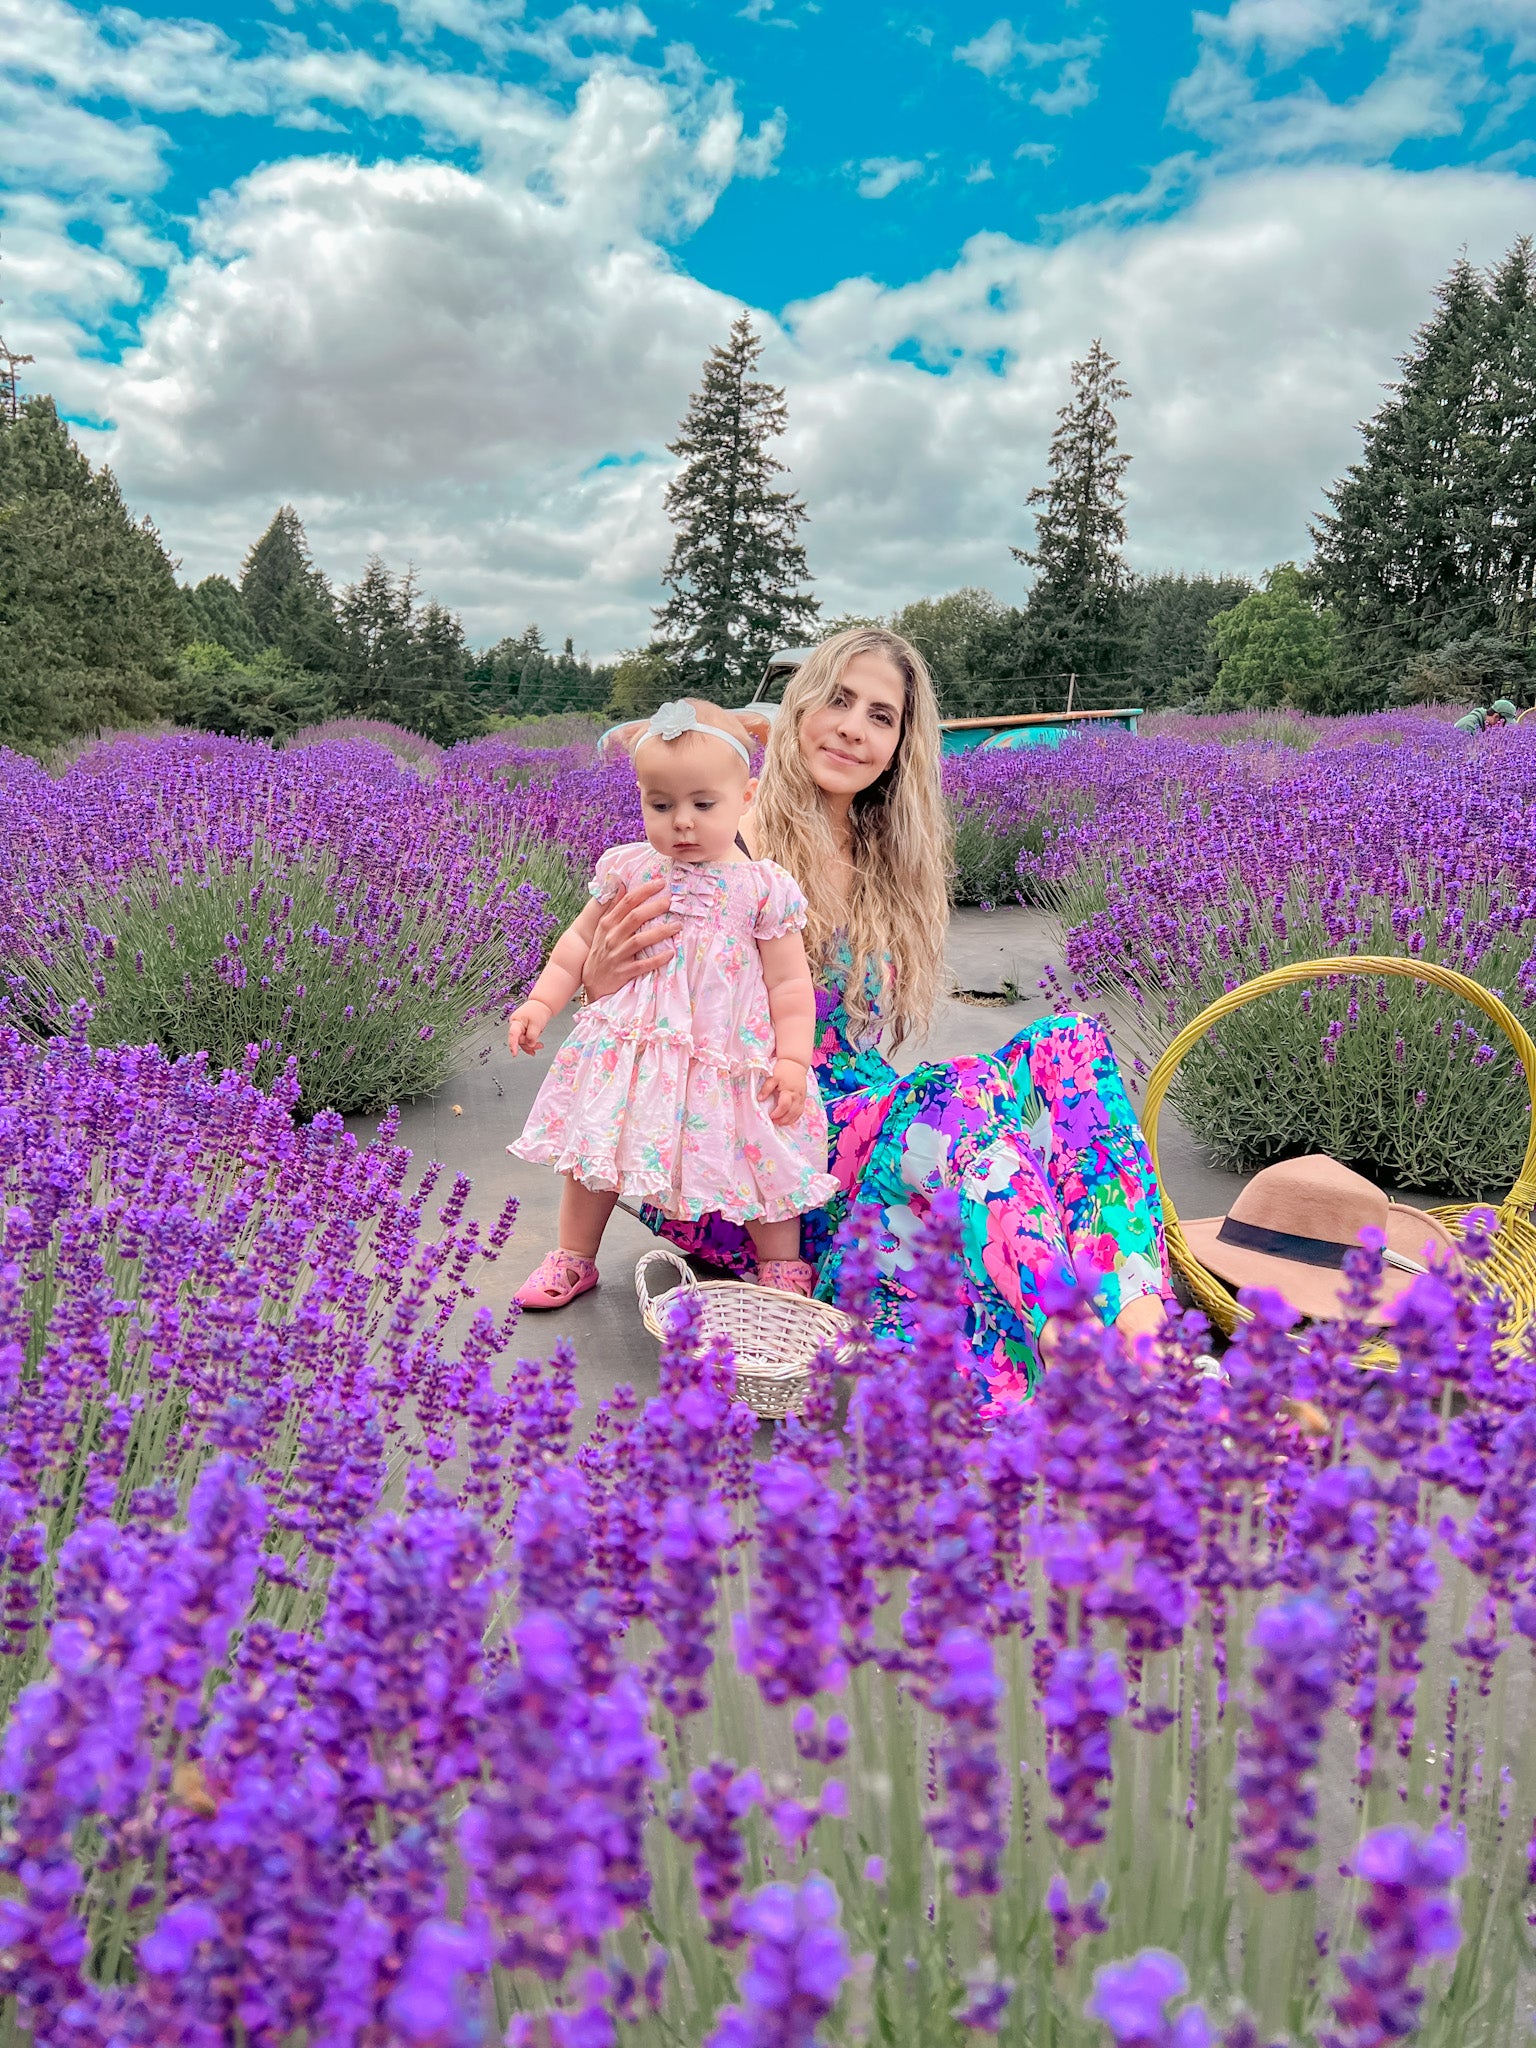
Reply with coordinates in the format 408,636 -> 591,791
508,1134 -> 838,1224
582,1017 -> 774,1077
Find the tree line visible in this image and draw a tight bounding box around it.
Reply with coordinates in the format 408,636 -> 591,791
621,241 -> 1536,718
1,233 -> 1532,753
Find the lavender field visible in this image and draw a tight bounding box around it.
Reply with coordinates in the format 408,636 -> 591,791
1,718 -> 1535,2045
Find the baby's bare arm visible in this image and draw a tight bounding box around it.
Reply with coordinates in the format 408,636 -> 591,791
758,932 -> 816,1070
527,899 -> 603,1017
507,900 -> 603,1052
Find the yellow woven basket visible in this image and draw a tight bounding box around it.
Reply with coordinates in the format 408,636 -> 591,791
634,1249 -> 856,1420
1139,954 -> 1536,1353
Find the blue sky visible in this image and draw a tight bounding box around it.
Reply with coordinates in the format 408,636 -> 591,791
2,0 -> 1533,650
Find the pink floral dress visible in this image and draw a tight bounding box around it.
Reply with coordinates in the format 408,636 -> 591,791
511,844 -> 840,1225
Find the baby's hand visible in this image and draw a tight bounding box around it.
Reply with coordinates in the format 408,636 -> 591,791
507,1001 -> 550,1056
765,1058 -> 807,1126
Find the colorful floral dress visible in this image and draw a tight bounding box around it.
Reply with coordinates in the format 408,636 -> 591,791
651,945 -> 1169,1408
512,845 -> 840,1225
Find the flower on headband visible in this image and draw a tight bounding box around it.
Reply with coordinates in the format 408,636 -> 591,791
648,702 -> 696,743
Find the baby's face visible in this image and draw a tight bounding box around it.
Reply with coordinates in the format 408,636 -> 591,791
636,736 -> 752,864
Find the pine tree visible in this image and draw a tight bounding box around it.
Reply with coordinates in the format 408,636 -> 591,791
336,558 -> 479,742
1124,572 -> 1253,706
655,313 -> 818,699
336,556 -> 417,722
1481,238 -> 1536,648
1011,339 -> 1132,688
0,396 -> 185,748
240,506 -> 340,670
182,574 -> 261,660
1312,255 -> 1496,699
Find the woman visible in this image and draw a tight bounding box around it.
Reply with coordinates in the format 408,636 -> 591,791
583,628 -> 1170,1408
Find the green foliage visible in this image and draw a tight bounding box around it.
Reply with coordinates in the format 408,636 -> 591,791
656,312 -> 819,698
335,557 -> 482,742
1312,238 -> 1536,701
1393,630 -> 1531,707
181,574 -> 262,660
1125,572 -> 1253,705
0,397 -> 185,749
889,588 -> 1012,715
240,505 -> 341,670
606,641 -> 684,721
1205,566 -> 1341,711
172,641 -> 334,738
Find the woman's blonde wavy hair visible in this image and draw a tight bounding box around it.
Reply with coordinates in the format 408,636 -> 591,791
752,627 -> 951,1047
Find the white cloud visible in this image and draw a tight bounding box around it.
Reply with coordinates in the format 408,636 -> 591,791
1031,55 -> 1096,115
7,0 -> 1536,663
855,156 -> 925,199
1173,0 -> 1536,162
1014,139 -> 1057,162
953,17 -> 1102,111
772,163 -> 1536,620
965,159 -> 996,182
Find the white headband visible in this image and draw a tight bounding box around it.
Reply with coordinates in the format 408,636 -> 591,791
601,700 -> 753,770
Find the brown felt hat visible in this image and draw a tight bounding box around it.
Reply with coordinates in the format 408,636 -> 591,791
1182,1154 -> 1462,1324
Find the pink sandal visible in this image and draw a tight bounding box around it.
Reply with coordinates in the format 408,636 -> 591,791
756,1259 -> 816,1298
515,1250 -> 599,1310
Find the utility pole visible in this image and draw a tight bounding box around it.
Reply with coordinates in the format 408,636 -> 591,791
0,256 -> 33,424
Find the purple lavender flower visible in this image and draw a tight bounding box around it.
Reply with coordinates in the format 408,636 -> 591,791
671,1759 -> 764,1946
1047,1872 -> 1110,1965
1236,1595 -> 1344,1893
1321,1825 -> 1464,2048
927,1626 -> 1006,1896
1042,1648 -> 1126,1849
707,1873 -> 851,2048
1086,1950 -> 1213,2047
733,1458 -> 848,1704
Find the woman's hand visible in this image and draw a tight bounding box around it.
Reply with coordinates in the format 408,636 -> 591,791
582,879 -> 681,999
764,1057 -> 807,1127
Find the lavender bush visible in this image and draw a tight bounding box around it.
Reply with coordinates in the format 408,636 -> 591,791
0,734 -> 556,1116
1,1021 -> 1533,2044
962,717 -> 1536,1195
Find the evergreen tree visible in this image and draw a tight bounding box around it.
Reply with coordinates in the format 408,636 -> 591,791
1124,572 -> 1253,706
412,598 -> 480,741
655,313 -> 819,698
1011,339 -> 1132,688
335,558 -> 479,742
0,396 -> 185,748
1312,254 -> 1498,700
336,555 -> 414,721
182,574 -> 261,660
240,506 -> 340,671
1481,238 -> 1536,648
173,642 -> 331,739
1393,629 -> 1531,707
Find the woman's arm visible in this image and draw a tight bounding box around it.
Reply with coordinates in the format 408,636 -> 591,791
757,930 -> 816,1126
580,879 -> 682,1000
507,899 -> 602,1054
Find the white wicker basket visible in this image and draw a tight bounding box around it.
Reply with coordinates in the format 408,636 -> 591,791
634,1249 -> 856,1419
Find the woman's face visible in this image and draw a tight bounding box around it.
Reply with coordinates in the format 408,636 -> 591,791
798,651 -> 906,798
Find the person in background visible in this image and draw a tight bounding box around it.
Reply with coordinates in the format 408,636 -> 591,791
1453,698 -> 1518,734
